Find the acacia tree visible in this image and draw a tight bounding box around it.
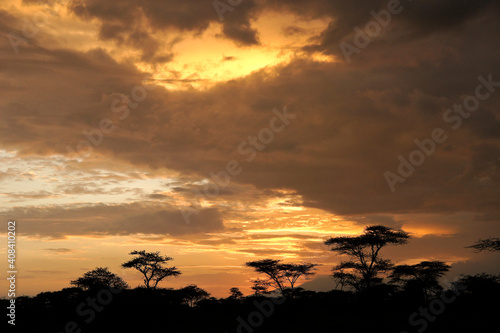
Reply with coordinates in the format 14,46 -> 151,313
121,250 -> 181,289
467,238 -> 500,252
251,278 -> 271,296
324,225 -> 410,291
245,259 -> 317,295
389,261 -> 450,300
71,267 -> 128,291
229,287 -> 243,300
331,271 -> 359,291
281,263 -> 318,290
179,285 -> 210,307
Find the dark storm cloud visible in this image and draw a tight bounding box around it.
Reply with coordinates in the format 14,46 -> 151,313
218,0 -> 260,46
65,0 -> 260,59
52,0 -> 500,64
286,0 -> 500,59
1,3 -> 500,231
25,0 -> 499,64
220,19 -> 260,46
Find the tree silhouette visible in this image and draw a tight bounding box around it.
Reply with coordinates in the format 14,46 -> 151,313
281,262 -> 318,293
229,287 -> 243,299
70,267 -> 128,291
389,261 -> 450,300
179,285 -> 210,307
245,259 -> 317,295
332,271 -> 358,291
121,250 -> 181,289
251,278 -> 271,296
453,273 -> 500,293
467,238 -> 500,252
325,225 -> 410,291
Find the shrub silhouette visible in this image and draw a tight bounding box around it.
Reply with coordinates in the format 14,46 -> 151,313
70,267 -> 128,291
389,261 -> 450,300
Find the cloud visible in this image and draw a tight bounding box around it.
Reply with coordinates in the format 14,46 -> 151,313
3,0 -> 500,299
5,191 -> 58,199
25,269 -> 65,274
218,0 -> 261,46
220,20 -> 260,46
44,248 -> 75,254
282,25 -> 306,37
222,55 -> 237,61
66,0 -> 262,59
118,207 -> 224,236
295,0 -> 500,60
1,1 -> 499,236
235,248 -> 319,257
1,203 -> 224,239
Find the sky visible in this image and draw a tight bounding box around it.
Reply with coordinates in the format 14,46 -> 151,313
0,0 -> 500,298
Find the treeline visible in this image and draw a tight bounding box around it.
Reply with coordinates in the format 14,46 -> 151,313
1,226 -> 499,333
3,274 -> 499,333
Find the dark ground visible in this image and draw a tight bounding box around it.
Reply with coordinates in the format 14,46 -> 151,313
2,280 -> 499,333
